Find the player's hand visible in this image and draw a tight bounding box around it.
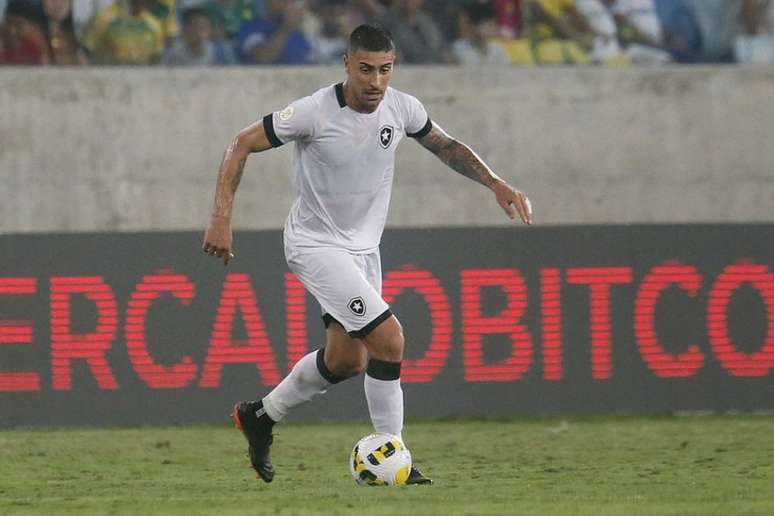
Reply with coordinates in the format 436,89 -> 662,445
202,215 -> 235,266
492,179 -> 533,225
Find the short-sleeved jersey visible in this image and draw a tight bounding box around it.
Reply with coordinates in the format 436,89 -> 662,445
264,83 -> 432,254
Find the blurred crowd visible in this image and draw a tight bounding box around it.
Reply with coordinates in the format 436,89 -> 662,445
2,0 -> 774,66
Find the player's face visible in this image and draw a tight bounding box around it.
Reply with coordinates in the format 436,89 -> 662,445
344,49 -> 395,113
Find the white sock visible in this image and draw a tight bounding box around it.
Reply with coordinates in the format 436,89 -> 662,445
262,349 -> 335,422
364,374 -> 404,439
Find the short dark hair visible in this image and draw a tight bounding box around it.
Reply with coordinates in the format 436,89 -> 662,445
348,24 -> 394,53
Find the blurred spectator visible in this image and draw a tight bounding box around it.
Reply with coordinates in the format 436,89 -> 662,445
575,0 -> 623,62
42,0 -> 88,64
307,0 -> 361,64
606,0 -> 661,46
1,0 -> 48,64
147,0 -> 178,41
353,0 -> 388,18
81,0 -> 167,64
162,5 -> 235,65
735,0 -> 774,62
8,0 -> 772,67
653,0 -> 701,62
374,0 -> 445,63
423,0 -> 467,43
73,0 -> 112,36
527,0 -> 594,45
685,0 -> 748,62
200,0 -> 255,43
494,0 -> 523,37
525,0 -> 594,63
605,0 -> 671,63
75,0 -> 175,40
745,0 -> 774,35
452,1 -> 510,64
237,0 -> 311,64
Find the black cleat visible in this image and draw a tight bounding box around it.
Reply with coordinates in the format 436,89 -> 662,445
406,466 -> 433,485
231,400 -> 276,483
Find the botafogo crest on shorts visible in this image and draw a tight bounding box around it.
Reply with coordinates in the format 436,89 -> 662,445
348,297 -> 367,317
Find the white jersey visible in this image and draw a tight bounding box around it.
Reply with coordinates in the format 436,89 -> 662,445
263,83 -> 431,253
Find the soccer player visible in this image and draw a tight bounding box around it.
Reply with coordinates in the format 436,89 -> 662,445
202,24 -> 533,485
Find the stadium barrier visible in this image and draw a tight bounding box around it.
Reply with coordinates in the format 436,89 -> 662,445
1,225 -> 773,427
2,67 -> 774,233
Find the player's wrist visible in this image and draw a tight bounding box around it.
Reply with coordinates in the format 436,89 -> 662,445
487,176 -> 505,191
210,213 -> 232,223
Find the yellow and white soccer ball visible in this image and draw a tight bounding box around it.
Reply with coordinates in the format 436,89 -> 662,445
349,433 -> 412,486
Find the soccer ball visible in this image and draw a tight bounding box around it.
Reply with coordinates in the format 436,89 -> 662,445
349,433 -> 412,486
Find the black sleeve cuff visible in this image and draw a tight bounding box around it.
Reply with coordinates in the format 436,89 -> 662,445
407,117 -> 432,139
262,114 -> 283,148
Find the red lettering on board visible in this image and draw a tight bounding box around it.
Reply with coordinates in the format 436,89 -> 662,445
285,272 -> 308,372
125,271 -> 198,388
540,268 -> 563,381
50,276 -> 119,390
707,263 -> 774,377
566,267 -> 633,380
634,262 -> 704,378
0,277 -> 40,392
461,269 -> 533,382
199,273 -> 281,388
383,267 -> 452,383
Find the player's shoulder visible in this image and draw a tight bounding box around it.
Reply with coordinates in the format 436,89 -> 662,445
385,86 -> 423,106
280,84 -> 330,120
310,83 -> 336,103
384,87 -> 425,112
292,83 -> 341,115
384,87 -> 426,121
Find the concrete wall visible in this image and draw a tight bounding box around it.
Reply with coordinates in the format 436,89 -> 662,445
1,66 -> 773,233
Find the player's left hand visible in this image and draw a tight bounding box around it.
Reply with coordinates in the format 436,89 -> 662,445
492,180 -> 532,225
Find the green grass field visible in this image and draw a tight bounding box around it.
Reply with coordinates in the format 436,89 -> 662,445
1,415 -> 773,515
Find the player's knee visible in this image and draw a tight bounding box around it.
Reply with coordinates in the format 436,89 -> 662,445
350,354 -> 368,376
384,319 -> 405,360
365,316 -> 404,362
333,354 -> 367,378
322,342 -> 367,379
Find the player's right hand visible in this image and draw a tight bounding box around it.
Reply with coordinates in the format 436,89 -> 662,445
202,215 -> 234,266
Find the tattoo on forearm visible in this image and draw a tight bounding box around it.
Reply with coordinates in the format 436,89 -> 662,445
213,155 -> 246,217
231,158 -> 246,191
441,140 -> 495,187
419,129 -> 497,188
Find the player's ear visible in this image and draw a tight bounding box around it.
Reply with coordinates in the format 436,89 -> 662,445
343,52 -> 349,70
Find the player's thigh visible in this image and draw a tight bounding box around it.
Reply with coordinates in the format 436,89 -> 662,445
324,321 -> 367,377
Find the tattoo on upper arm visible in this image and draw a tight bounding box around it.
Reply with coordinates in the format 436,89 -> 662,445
417,125 -> 496,188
